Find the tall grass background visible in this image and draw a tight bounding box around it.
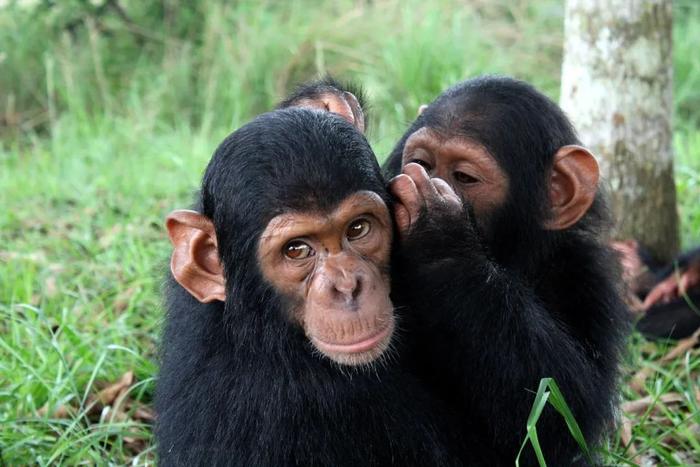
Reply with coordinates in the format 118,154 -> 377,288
1,0 -> 699,464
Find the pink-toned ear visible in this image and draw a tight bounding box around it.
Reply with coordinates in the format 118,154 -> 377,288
544,145 -> 600,230
341,91 -> 366,134
166,210 -> 226,303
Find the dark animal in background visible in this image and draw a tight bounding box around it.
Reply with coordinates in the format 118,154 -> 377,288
155,108 -> 470,466
382,76 -> 631,465
620,243 -> 700,339
638,289 -> 700,339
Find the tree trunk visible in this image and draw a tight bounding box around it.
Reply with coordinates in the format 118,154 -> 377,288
560,0 -> 679,263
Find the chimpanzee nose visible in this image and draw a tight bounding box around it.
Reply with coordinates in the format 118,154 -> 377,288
332,272 -> 362,303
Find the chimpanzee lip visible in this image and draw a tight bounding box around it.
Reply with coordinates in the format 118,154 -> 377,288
312,318 -> 394,354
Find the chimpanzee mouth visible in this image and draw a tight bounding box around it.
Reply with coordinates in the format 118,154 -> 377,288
311,317 -> 395,355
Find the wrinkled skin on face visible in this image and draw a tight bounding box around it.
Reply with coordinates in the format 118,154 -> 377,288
390,127 -> 599,246
398,127 -> 508,225
257,191 -> 394,366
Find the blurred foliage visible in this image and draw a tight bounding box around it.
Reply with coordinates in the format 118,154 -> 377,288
0,0 -> 568,146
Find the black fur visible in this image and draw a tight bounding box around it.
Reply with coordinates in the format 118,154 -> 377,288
155,109 -> 472,466
637,290 -> 700,339
385,76 -> 631,466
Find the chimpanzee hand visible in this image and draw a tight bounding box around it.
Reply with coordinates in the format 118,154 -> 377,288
388,163 -> 490,328
389,163 -> 484,265
389,163 -> 461,234
642,258 -> 700,310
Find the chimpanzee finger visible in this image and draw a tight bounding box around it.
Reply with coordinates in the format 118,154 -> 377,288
642,278 -> 678,310
402,163 -> 441,202
393,202 -> 411,237
389,174 -> 423,230
432,177 -> 461,207
678,267 -> 700,296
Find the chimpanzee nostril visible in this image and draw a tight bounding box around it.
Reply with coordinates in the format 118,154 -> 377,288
352,277 -> 363,301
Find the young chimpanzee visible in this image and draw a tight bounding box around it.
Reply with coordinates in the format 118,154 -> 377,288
383,76 -> 631,465
155,108 -> 472,466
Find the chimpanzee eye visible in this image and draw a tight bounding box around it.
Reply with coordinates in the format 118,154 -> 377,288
284,240 -> 314,259
454,171 -> 479,185
346,218 -> 371,240
409,159 -> 432,171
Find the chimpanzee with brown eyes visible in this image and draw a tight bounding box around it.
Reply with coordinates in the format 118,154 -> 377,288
154,108 -> 475,466
385,77 -> 631,466
298,76 -> 630,465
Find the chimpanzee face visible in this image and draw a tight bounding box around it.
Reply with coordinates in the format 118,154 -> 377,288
166,108 -> 397,368
166,191 -> 395,367
257,191 -> 394,366
400,126 -> 509,228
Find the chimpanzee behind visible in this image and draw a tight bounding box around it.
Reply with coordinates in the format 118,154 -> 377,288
277,75 -> 367,133
155,108 -> 470,466
384,76 -> 631,465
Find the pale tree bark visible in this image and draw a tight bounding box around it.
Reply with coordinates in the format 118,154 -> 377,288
560,0 -> 679,262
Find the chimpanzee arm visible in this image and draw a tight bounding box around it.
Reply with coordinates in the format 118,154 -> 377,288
643,246 -> 700,310
394,203 -> 616,465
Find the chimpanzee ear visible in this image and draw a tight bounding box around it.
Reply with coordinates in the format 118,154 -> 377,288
545,145 -> 600,230
340,91 -> 366,134
166,210 -> 226,303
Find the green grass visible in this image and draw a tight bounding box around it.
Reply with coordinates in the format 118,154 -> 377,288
1,0 -> 699,464
517,378 -> 594,467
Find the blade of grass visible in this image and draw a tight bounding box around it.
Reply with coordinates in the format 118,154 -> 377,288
516,378 -> 594,466
516,378 -> 550,467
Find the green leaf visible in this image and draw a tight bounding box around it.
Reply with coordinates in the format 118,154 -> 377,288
516,377 -> 594,466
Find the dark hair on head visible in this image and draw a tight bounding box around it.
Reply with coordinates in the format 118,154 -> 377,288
198,108 -> 387,292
